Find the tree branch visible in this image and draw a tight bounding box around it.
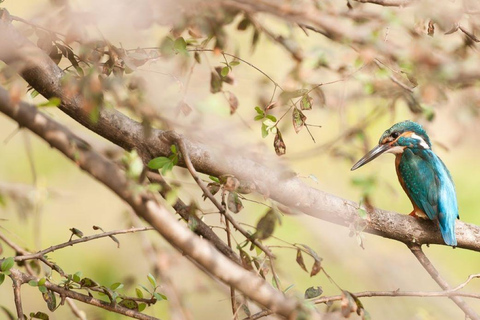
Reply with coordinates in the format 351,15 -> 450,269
408,244 -> 480,320
1,8 -> 480,254
0,87 -> 309,318
160,130 -> 275,258
352,0 -> 416,6
9,268 -> 159,320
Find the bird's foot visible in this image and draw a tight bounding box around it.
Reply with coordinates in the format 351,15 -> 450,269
409,210 -> 428,219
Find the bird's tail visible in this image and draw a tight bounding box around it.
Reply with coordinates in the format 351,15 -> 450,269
439,217 -> 457,247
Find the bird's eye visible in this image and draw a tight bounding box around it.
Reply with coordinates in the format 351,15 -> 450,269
391,132 -> 400,139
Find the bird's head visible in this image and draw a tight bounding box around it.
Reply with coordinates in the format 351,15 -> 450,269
351,120 -> 432,171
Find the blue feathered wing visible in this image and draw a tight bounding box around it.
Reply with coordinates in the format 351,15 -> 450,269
398,149 -> 458,246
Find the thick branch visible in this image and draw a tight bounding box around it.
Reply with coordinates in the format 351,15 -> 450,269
0,87 -> 307,318
1,9 -> 480,253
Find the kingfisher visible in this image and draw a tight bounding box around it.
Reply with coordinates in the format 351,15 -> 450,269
351,120 -> 459,246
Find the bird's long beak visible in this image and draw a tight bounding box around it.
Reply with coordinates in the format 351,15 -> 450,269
351,144 -> 392,171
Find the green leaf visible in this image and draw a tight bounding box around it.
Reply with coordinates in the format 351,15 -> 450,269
148,157 -> 171,170
229,60 -> 240,67
0,273 -> 5,286
209,176 -> 220,183
261,123 -> 269,138
147,273 -> 157,288
173,37 -> 187,54
161,161 -> 174,175
135,287 -> 144,298
154,292 -> 168,301
292,107 -> 306,133
28,280 -> 38,287
300,94 -> 312,110
38,97 -> 61,108
38,285 -> 47,293
110,282 -> 124,290
73,272 -> 82,283
138,303 -> 147,312
69,228 -> 83,239
254,106 -> 265,116
38,278 -> 46,286
30,311 -> 49,320
79,277 -> 99,288
170,144 -> 177,154
221,66 -> 229,77
304,286 -> 323,299
265,114 -> 277,122
1,257 -> 14,272
254,114 -> 264,121
119,299 -> 138,310
159,36 -> 175,57
30,89 -> 40,98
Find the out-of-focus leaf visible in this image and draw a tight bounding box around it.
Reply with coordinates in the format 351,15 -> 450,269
154,292 -> 167,301
279,89 -> 309,103
292,107 -> 306,133
221,66 -> 229,77
296,244 -> 323,277
253,209 -> 276,240
159,36 -> 175,57
300,94 -> 312,110
79,277 -> 99,288
173,37 -> 187,54
147,273 -> 157,288
304,286 -> 323,299
1,257 -> 14,272
341,290 -> 367,317
119,299 -> 138,310
204,183 -> 220,199
110,282 -> 124,290
227,192 -> 243,213
194,51 -> 201,64
135,287 -> 144,298
0,305 -> 15,320
228,91 -> 239,114
210,71 -> 223,93
138,303 -> 147,312
69,228 -> 83,239
42,290 -> 57,311
0,273 -> 5,286
239,249 -> 253,271
29,311 -> 49,320
274,130 -> 286,156
310,260 -> 321,277
38,97 -> 61,108
148,157 -> 171,170
237,17 -> 251,30
296,249 -> 308,272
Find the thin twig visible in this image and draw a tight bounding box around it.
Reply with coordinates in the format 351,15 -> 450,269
160,131 -> 275,258
14,227 -> 154,262
408,244 -> 480,320
9,268 -> 160,320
